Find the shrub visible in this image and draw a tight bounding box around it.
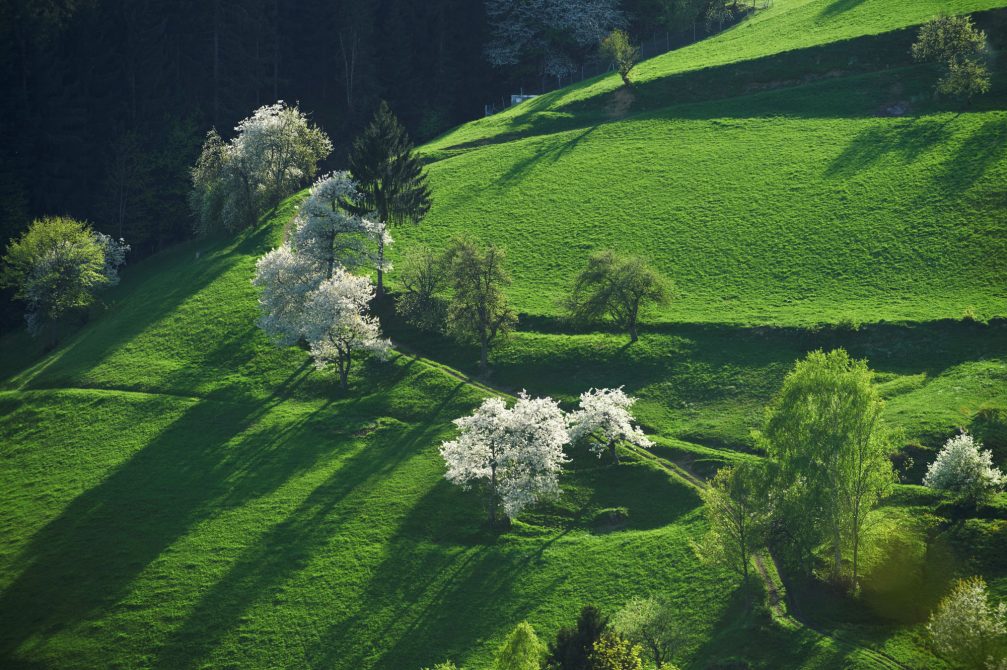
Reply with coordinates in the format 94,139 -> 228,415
928,576 -> 1006,669
923,432 -> 1005,506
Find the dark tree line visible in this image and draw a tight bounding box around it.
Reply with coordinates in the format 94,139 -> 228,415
0,0 -> 736,331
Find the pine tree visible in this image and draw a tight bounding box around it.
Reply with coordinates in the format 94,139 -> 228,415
346,100 -> 431,296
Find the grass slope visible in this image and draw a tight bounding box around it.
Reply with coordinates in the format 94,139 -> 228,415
0,206 -> 745,670
2,2 -> 1006,668
404,84 -> 1007,326
424,0 -> 1007,152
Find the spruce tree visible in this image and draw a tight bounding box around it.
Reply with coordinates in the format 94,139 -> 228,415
346,100 -> 431,296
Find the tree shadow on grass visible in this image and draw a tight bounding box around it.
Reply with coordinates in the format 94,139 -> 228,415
0,359 -> 339,665
818,0 -> 868,19
935,115 -> 1007,191
311,478 -> 563,670
9,223 -> 276,396
825,116 -> 957,179
146,381 -> 467,669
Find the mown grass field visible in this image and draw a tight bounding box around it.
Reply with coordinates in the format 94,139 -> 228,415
2,0 -> 1006,668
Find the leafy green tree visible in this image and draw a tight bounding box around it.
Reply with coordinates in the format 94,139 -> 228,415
396,245 -> 448,332
443,238 -> 517,375
589,633 -> 644,670
761,349 -> 896,588
2,216 -> 127,342
346,100 -> 432,296
494,621 -> 545,670
912,15 -> 990,103
600,29 -> 639,87
693,463 -> 767,584
612,596 -> 685,669
547,605 -> 609,670
566,250 -> 671,342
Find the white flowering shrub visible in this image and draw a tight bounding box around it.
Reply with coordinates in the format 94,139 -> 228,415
94,232 -> 130,286
928,576 -> 1007,669
440,392 -> 570,523
924,432 -> 1005,505
567,386 -> 651,463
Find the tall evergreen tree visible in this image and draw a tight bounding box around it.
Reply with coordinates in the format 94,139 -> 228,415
346,100 -> 431,296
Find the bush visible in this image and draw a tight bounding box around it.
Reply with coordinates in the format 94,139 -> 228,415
923,432 -> 1005,506
928,576 -> 1006,669
591,507 -> 630,530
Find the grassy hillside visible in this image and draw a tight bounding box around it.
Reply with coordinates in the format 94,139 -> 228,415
0,205 -> 747,670
424,0 -> 1007,151
407,101 -> 1007,326
2,1 -> 1006,668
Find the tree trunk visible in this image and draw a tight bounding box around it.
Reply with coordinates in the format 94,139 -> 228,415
832,519 -> 842,580
375,234 -> 385,297
488,464 -> 497,526
628,322 -> 638,342
338,350 -> 350,389
479,334 -> 489,375
609,439 -> 620,464
852,528 -> 859,590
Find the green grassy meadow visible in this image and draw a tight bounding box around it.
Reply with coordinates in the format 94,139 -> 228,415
2,0 -> 1007,667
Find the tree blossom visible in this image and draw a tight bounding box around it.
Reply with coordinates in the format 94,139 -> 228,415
231,101 -> 333,207
191,102 -> 331,232
485,0 -> 624,81
291,172 -> 388,277
302,268 -> 389,389
924,432 -> 1005,505
440,392 -> 570,524
252,245 -> 322,346
94,232 -> 130,286
928,576 -> 1007,669
567,386 -> 651,463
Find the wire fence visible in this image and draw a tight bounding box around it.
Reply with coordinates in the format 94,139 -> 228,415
484,0 -> 774,115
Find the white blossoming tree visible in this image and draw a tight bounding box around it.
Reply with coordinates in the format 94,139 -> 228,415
232,101 -> 333,209
252,245 -> 321,346
567,387 -> 652,464
191,102 -> 332,232
924,432 -> 1005,506
292,172 -> 389,279
252,173 -> 389,389
440,392 -> 570,525
928,576 -> 1007,669
302,269 -> 390,389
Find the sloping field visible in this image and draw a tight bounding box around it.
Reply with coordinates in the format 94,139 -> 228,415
424,0 -> 1007,151
0,206 -> 743,670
